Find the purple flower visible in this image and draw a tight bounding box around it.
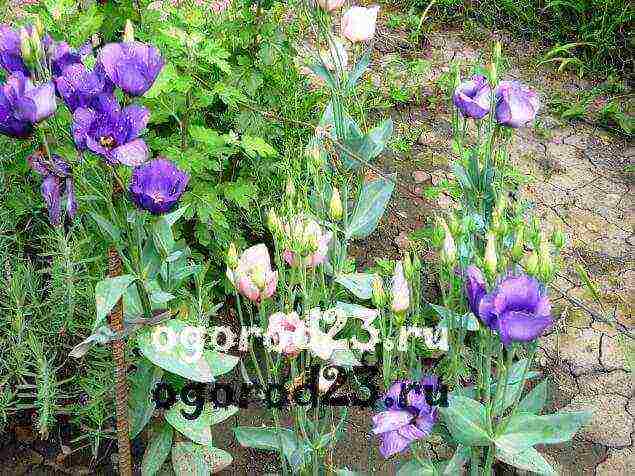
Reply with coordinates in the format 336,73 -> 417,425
0,72 -> 56,138
98,42 -> 164,96
55,63 -> 114,112
44,37 -> 91,77
129,158 -> 188,215
28,152 -> 77,225
464,265 -> 487,316
494,81 -> 539,128
372,378 -> 438,458
72,94 -> 149,166
0,24 -> 28,75
477,272 -> 553,346
453,75 -> 491,119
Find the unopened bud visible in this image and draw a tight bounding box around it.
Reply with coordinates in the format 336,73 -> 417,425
493,41 -> 502,63
524,252 -> 539,276
484,232 -> 498,277
551,229 -> 566,250
267,209 -> 281,235
412,253 -> 421,271
371,276 -> 385,308
34,18 -> 44,37
329,187 -> 343,221
252,265 -> 266,290
123,20 -> 135,42
19,28 -> 32,62
488,62 -> 497,84
440,219 -> 457,266
227,243 -> 239,269
538,234 -> 553,281
511,225 -> 524,262
403,252 -> 413,280
29,28 -> 42,60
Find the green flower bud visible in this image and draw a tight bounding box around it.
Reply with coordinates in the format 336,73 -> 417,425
524,252 -> 539,276
267,209 -> 281,235
285,177 -> 295,199
441,220 -> 457,267
19,28 -> 32,62
329,187 -> 343,221
227,243 -> 239,269
511,225 -> 525,262
371,276 -> 386,308
551,229 -> 566,250
123,20 -> 135,42
484,232 -> 498,277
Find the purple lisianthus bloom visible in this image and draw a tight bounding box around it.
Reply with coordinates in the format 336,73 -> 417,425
72,93 -> 149,166
129,158 -> 189,215
477,272 -> 553,346
55,63 -> 114,112
28,152 -> 77,225
0,24 -> 28,75
98,42 -> 164,96
464,265 -> 487,316
494,81 -> 539,128
453,75 -> 491,119
0,72 -> 57,138
43,37 -> 92,77
372,378 -> 438,458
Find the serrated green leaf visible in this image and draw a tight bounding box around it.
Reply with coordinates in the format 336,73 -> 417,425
240,135 -> 277,158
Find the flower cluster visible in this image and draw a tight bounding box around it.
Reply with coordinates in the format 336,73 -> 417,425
464,266 -> 554,346
453,75 -> 539,128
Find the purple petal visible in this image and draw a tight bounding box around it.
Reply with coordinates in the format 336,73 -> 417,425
478,293 -> 498,329
0,25 -> 28,75
129,158 -> 189,214
41,175 -> 61,226
111,138 -> 149,166
72,107 -> 96,150
465,265 -> 487,316
378,431 -> 411,458
397,422 -> 427,441
98,42 -> 164,96
495,81 -> 539,128
494,274 -> 541,314
22,81 -> 57,122
371,410 -> 412,434
122,104 -> 150,141
497,310 -> 553,346
65,177 -> 77,220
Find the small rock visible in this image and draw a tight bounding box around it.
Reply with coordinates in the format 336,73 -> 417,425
595,448 -> 635,475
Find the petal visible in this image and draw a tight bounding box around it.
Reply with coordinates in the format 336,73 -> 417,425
465,265 -> 487,315
22,82 -> 57,123
494,274 -> 541,314
371,410 -> 412,434
71,107 -> 96,149
378,431 -> 411,458
238,275 -> 260,302
65,177 -> 77,220
477,293 -> 498,329
397,422 -> 427,441
41,175 -> 61,226
111,138 -> 149,166
497,310 -> 553,346
122,104 -> 150,141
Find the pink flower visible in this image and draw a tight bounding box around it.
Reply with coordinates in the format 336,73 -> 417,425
266,312 -> 309,356
391,261 -> 410,313
226,244 -> 278,303
341,5 -> 380,43
282,215 -> 332,268
316,0 -> 345,13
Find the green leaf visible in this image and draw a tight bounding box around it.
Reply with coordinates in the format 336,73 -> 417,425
397,459 -> 435,476
346,177 -> 395,239
346,48 -> 372,91
440,396 -> 492,446
141,421 -> 173,476
240,135 -> 277,158
234,426 -> 298,463
518,380 -> 549,414
309,62 -> 337,89
336,470 -> 365,476
496,411 -> 592,452
171,442 -> 232,475
189,126 -> 228,150
138,319 -> 238,382
432,305 -> 479,331
492,358 -> 540,414
90,212 -> 121,243
129,359 -> 164,439
342,119 -> 394,170
222,180 -> 258,209
162,206 -> 190,227
442,445 -> 470,475
496,446 -> 557,475
334,273 -> 378,300
94,275 -> 136,330
165,401 -> 238,445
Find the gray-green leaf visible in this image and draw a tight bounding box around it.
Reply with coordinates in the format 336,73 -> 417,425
440,396 -> 492,446
129,359 -> 164,439
94,274 -> 136,330
496,446 -> 557,475
141,421 -> 173,476
334,273 -> 378,300
171,442 -> 232,475
165,401 -> 237,445
346,177 -> 395,239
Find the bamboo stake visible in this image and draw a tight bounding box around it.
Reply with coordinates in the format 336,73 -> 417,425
107,247 -> 132,476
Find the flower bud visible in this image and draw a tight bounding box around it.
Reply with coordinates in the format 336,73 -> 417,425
488,62 -> 497,84
227,242 -> 239,269
329,187 -> 343,221
19,28 -> 32,62
493,41 -> 502,63
551,229 -> 566,250
29,28 -> 42,61
34,18 -> 44,37
267,209 -> 281,235
252,264 -> 266,289
412,253 -> 421,271
123,20 -> 135,42
524,252 -> 539,276
538,234 -> 553,281
484,232 -> 498,277
391,261 -> 410,314
511,225 -> 524,262
440,220 -> 457,266
403,252 -> 413,280
371,275 -> 385,308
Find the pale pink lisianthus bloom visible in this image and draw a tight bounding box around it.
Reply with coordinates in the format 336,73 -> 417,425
391,261 -> 410,313
341,5 -> 380,43
226,243 -> 278,303
266,311 -> 309,356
